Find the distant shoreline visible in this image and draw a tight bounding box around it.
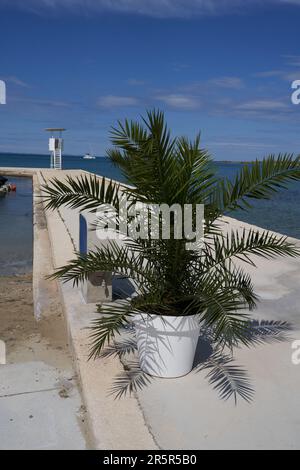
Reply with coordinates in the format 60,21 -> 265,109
0,153 -> 252,164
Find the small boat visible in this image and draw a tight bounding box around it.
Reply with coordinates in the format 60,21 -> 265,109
0,177 -> 17,197
83,153 -> 96,160
0,176 -> 8,187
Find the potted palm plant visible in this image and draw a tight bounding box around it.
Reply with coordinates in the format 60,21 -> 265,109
42,110 -> 300,378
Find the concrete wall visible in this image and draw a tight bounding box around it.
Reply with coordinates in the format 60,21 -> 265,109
31,168 -> 156,450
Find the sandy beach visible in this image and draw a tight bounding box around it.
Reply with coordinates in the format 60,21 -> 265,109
0,274 -> 34,361
0,272 -> 90,449
0,272 -> 73,369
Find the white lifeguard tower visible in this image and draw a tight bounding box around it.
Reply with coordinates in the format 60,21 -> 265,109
45,128 -> 66,170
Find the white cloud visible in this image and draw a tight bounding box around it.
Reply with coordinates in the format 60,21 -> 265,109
283,71 -> 300,81
97,94 -> 139,108
2,0 -> 300,18
127,79 -> 146,86
12,96 -> 71,107
282,55 -> 300,67
208,141 -> 277,149
236,100 -> 288,111
209,76 -> 244,89
172,63 -> 190,72
156,94 -> 199,109
253,70 -> 284,78
1,76 -> 30,88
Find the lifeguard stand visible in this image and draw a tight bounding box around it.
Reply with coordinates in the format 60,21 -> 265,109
45,128 -> 66,170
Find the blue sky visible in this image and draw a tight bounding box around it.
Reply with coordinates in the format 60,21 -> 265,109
1,0 -> 300,160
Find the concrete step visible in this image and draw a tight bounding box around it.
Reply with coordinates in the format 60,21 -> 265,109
0,361 -> 63,396
0,361 -> 86,449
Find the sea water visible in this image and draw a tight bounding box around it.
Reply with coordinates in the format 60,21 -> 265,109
0,153 -> 299,274
0,176 -> 33,274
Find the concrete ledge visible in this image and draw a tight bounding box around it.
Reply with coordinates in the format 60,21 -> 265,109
0,167 -> 37,176
33,170 -> 157,450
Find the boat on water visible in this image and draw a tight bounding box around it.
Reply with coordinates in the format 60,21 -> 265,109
0,176 -> 8,186
83,152 -> 96,160
0,176 -> 16,197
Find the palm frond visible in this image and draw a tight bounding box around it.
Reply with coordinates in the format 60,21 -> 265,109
41,174 -> 121,212
88,301 -> 132,360
203,228 -> 300,271
48,241 -> 154,287
200,287 -> 251,347
110,118 -> 148,153
211,154 -> 300,215
208,263 -> 258,311
174,135 -> 217,205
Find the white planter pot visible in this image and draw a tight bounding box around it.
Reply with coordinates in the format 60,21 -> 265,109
133,313 -> 201,378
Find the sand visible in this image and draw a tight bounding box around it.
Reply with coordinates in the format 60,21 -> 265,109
0,273 -> 72,368
0,273 -> 91,448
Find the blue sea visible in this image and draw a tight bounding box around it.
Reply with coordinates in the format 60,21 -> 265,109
1,152 -> 300,274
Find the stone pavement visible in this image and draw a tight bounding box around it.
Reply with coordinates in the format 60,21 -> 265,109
0,361 -> 86,450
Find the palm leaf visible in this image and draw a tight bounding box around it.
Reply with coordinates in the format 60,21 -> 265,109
48,241 -> 155,287
203,228 -> 300,271
41,174 -> 121,212
211,154 -> 300,215
88,301 -> 132,360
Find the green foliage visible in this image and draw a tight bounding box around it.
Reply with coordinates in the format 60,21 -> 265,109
41,110 -> 300,393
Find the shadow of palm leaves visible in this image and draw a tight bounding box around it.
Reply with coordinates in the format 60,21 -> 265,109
195,352 -> 254,404
240,320 -> 292,346
200,319 -> 293,350
109,360 -> 153,399
101,335 -> 153,399
102,320 -> 293,403
100,337 -> 138,359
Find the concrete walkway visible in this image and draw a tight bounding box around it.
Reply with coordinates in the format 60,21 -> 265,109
0,362 -> 86,450
35,169 -> 157,450
3,167 -> 300,449
135,219 -> 300,450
